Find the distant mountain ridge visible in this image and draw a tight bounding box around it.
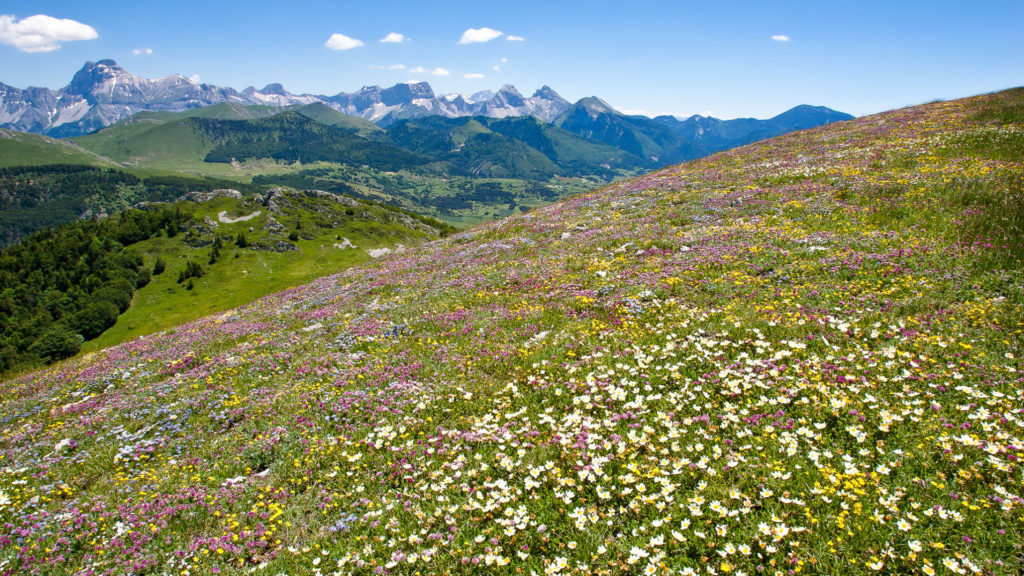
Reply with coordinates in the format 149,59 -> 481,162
0,60 -> 850,139
554,97 -> 855,163
0,60 -> 572,136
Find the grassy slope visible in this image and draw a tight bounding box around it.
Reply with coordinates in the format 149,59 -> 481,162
72,116 -> 218,171
295,102 -> 382,136
2,89 -> 1022,576
0,128 -> 116,167
71,104 -> 297,177
71,107 -> 607,227
87,193 -> 440,350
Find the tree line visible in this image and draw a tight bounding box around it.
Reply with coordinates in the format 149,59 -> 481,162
0,164 -> 260,245
0,207 -> 190,375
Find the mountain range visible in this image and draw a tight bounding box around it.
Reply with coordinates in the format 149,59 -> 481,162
0,60 -> 852,143
0,60 -> 570,136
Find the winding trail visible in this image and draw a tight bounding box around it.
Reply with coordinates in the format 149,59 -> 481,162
217,210 -> 261,224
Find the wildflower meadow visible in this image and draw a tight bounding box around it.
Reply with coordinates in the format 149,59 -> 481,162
1,88 -> 1022,575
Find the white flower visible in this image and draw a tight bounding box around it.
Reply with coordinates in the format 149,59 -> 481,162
627,546 -> 649,565
943,557 -> 964,574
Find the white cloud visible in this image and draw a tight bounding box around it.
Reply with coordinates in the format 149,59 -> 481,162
324,33 -> 364,50
506,35 -> 525,42
432,67 -> 450,76
772,35 -> 790,42
389,63 -> 406,70
616,107 -> 649,116
0,14 -> 97,53
458,27 -> 503,44
380,32 -> 405,43
132,48 -> 153,56
463,72 -> 485,79
188,75 -> 201,83
493,65 -> 501,72
408,66 -> 427,74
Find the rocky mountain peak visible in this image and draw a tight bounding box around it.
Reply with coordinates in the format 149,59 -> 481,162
381,82 -> 435,105
531,85 -> 563,101
67,60 -> 131,97
493,85 -> 526,107
261,83 -> 287,96
576,96 -> 618,117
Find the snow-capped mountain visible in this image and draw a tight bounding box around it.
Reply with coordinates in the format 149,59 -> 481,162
0,60 -> 321,136
473,85 -> 570,122
0,60 -> 572,136
322,82 -> 569,125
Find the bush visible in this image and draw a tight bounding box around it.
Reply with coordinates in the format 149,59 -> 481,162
135,267 -> 151,288
71,301 -> 120,339
209,237 -> 223,265
92,279 -> 135,313
177,260 -> 205,283
28,324 -> 82,363
153,257 -> 166,275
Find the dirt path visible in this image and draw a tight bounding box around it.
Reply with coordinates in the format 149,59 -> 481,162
218,210 -> 261,224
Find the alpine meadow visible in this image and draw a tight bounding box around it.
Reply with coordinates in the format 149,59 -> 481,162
0,2 -> 1022,576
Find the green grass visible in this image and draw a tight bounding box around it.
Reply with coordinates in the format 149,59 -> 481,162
85,235 -> 371,350
65,105 -> 635,232
0,128 -> 116,167
84,191 -> 442,350
295,102 -> 382,135
4,87 -> 1024,576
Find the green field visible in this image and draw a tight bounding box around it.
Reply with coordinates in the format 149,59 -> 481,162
87,191 -> 446,350
0,128 -> 116,167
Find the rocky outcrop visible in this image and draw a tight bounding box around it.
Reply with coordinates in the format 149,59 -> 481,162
179,189 -> 243,203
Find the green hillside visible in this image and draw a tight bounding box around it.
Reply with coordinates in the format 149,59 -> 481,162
0,187 -> 450,375
200,112 -> 431,170
0,164 -> 262,245
295,102 -> 382,135
484,115 -> 647,176
0,128 -> 116,168
71,103 -> 294,174
384,114 -> 649,178
387,116 -> 561,179
69,107 -> 614,227
1,89 -> 1021,575
85,189 -> 450,351
73,115 -> 222,170
554,96 -> 681,160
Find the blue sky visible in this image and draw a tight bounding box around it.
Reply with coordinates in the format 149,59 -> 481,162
1,1 -> 1021,119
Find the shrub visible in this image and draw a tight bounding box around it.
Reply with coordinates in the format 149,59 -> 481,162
91,286 -> 132,314
28,324 -> 82,363
71,301 -> 120,339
